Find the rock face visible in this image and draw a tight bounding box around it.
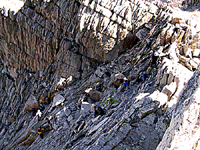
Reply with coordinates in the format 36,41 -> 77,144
0,0 -> 199,150
1,0 -> 199,78
24,95 -> 39,112
157,65 -> 200,150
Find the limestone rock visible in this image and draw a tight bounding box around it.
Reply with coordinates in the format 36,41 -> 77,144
24,95 -> 39,112
51,94 -> 65,108
157,65 -> 200,150
0,1 -> 200,150
81,102 -> 92,117
161,82 -> 177,100
95,69 -> 104,78
149,90 -> 168,107
85,88 -> 102,101
192,48 -> 200,57
88,117 -> 109,135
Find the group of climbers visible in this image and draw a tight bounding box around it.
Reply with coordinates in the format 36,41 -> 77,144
93,71 -> 148,118
31,104 -> 46,139
93,50 -> 161,118
36,50 -> 160,139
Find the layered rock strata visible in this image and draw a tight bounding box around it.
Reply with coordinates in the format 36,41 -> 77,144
0,0 -> 199,150
1,0 -> 198,78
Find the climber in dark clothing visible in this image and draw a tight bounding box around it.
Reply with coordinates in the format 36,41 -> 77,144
38,127 -> 44,139
94,106 -> 104,117
141,74 -> 146,83
31,108 -> 37,116
136,73 -> 146,83
152,52 -> 159,65
151,51 -> 162,67
39,104 -> 45,111
123,77 -> 129,89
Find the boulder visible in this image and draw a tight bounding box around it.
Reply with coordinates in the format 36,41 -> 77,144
85,88 -> 102,101
39,91 -> 49,104
192,49 -> 200,57
95,69 -> 104,78
110,73 -> 125,87
51,94 -> 65,108
161,82 -> 177,100
115,73 -> 125,80
24,95 -> 39,112
112,79 -> 122,87
81,102 -> 92,117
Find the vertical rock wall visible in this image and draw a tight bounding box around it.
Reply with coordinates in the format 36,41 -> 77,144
1,0 -> 199,76
0,0 -> 161,75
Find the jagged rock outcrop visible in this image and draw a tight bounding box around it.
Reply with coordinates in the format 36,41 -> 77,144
0,0 -> 199,150
1,0 -> 199,79
157,65 -> 200,150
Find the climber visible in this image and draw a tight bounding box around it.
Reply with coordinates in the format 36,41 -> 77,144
106,97 -> 120,104
136,72 -> 146,83
36,109 -> 42,121
31,108 -> 37,116
152,52 -> 159,65
141,74 -> 146,83
38,127 -> 44,139
123,77 -> 129,89
151,51 -> 162,67
94,105 -> 104,117
39,103 -> 45,111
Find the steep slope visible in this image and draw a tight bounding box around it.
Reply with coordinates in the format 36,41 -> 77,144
0,0 -> 199,150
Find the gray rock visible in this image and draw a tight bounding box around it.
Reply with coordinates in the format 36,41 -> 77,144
157,65 -> 200,149
24,95 -> 39,112
85,88 -> 102,102
88,118 -> 109,136
81,102 -> 92,117
51,94 -> 65,108
64,107 -> 71,117
0,0 -> 200,150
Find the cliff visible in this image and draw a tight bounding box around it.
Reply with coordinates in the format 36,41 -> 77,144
0,0 -> 199,149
